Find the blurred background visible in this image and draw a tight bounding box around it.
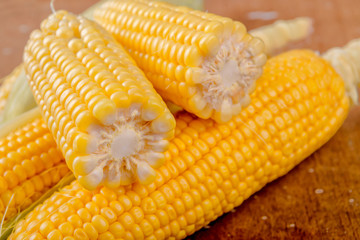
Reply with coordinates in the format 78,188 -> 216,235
0,0 -> 359,239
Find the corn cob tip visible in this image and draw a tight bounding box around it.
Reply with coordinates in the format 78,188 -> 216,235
322,38 -> 360,104
24,10 -> 176,190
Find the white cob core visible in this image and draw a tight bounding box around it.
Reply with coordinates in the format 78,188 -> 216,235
76,105 -> 163,189
220,59 -> 242,88
200,37 -> 265,121
111,128 -> 141,159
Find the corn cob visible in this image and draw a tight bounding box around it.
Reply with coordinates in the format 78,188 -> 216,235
0,108 -> 69,223
8,49 -> 351,239
94,0 -> 267,123
249,17 -> 313,55
24,10 -> 176,190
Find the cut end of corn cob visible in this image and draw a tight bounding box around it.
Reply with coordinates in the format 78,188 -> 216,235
322,38 -> 360,104
75,104 -> 169,190
94,0 -> 267,122
24,10 -> 175,190
198,35 -> 265,122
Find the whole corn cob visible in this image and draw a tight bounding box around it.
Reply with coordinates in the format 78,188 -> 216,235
8,49 -> 351,240
94,0 -> 267,122
23,10 -> 176,190
0,108 -> 69,223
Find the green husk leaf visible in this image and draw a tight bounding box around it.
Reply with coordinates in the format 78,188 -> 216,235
0,107 -> 41,138
0,69 -> 37,125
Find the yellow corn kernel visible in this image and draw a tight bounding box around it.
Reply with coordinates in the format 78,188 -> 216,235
58,222 -> 74,236
24,10 -> 175,190
9,50 -> 350,240
83,222 -> 98,240
48,229 -> 63,240
94,0 -> 267,122
91,215 -> 109,233
73,228 -> 89,240
98,231 -> 115,240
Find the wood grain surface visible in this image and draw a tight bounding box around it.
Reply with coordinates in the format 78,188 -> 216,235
1,0 -> 360,239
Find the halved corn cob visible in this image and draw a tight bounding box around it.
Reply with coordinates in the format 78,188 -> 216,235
166,17 -> 314,115
8,49 -> 351,240
24,10 -> 176,190
94,0 -> 267,122
0,108 -> 69,223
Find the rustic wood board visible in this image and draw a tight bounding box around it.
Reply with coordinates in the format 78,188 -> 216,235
0,0 -> 360,239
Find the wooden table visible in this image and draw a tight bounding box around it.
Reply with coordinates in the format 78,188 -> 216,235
1,0 -> 360,239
